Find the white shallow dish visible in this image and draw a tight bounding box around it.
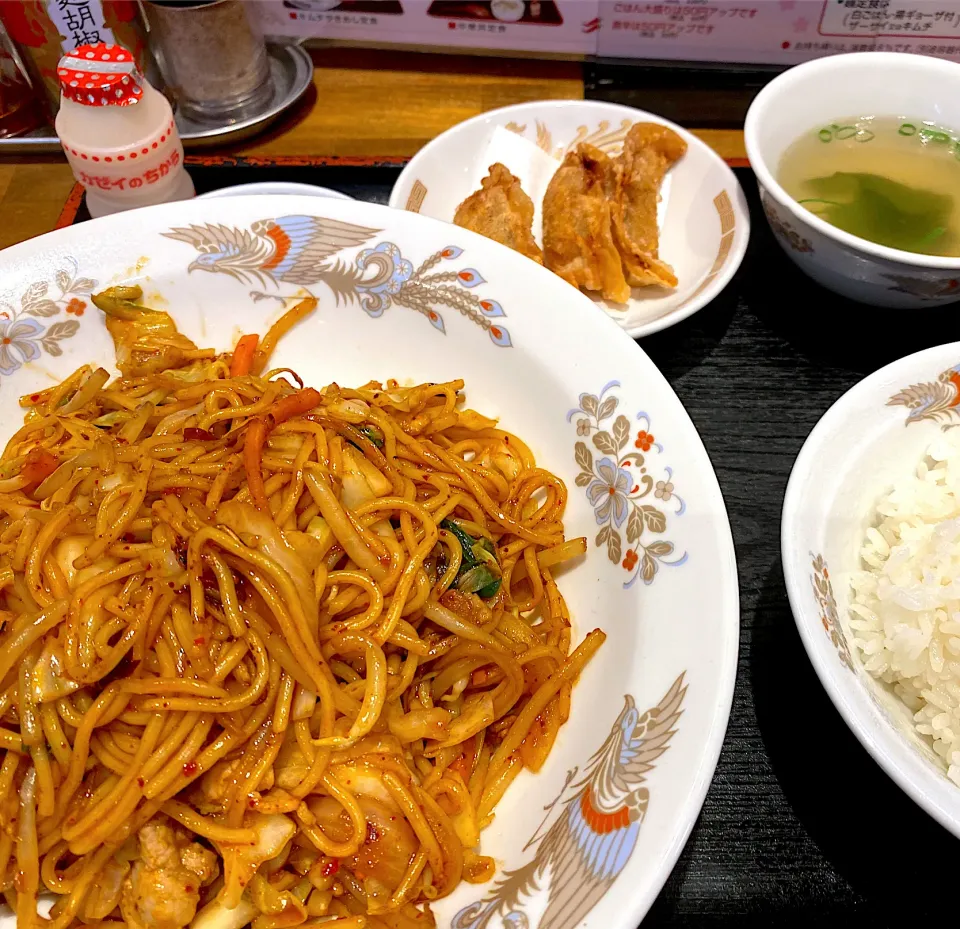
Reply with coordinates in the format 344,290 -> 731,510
198,182 -> 353,200
783,343 -> 960,838
389,100 -> 750,339
0,195 -> 738,929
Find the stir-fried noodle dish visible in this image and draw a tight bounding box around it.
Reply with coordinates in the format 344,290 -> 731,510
0,287 -> 602,929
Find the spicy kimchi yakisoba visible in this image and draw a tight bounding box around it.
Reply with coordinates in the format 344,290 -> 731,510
0,286 -> 603,929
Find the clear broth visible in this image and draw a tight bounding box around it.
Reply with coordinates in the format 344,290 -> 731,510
777,116 -> 960,257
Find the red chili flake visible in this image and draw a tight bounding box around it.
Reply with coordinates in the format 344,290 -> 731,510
29,394 -> 39,403
184,886 -> 194,895
184,427 -> 215,442
116,437 -> 128,445
182,761 -> 198,776
321,859 -> 339,877
194,636 -> 205,646
137,777 -> 144,788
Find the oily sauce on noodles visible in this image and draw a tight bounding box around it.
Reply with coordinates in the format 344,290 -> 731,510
0,287 -> 602,929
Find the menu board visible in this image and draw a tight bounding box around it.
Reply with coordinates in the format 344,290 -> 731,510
253,0 -> 601,54
251,0 -> 960,63
595,1 -> 960,65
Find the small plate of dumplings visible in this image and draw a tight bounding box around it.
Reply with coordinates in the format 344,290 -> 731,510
390,101 -> 751,338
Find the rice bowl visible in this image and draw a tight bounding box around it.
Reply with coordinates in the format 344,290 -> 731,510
783,342 -> 960,838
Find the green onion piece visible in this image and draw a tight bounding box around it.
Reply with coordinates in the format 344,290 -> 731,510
92,411 -> 128,429
477,578 -> 501,600
441,519 -> 501,597
456,565 -> 498,595
441,520 -> 482,569
360,425 -> 384,448
473,544 -> 499,569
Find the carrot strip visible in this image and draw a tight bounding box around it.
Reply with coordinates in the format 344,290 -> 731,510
448,737 -> 476,782
229,334 -> 259,378
23,448 -> 58,488
255,298 -> 317,374
243,388 -> 322,512
244,420 -> 271,512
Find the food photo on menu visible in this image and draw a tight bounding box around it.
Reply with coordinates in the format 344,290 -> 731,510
2,2 -> 960,929
426,2 -> 564,25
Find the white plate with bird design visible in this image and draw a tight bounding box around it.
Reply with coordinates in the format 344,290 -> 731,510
197,182 -> 353,201
0,195 -> 738,929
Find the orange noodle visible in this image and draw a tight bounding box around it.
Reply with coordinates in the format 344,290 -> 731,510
0,285 -> 602,929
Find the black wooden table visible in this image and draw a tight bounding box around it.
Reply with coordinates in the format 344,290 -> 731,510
78,162 -> 960,928
641,174 -> 960,929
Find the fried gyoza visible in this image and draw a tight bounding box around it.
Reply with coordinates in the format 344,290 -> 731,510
542,143 -> 631,304
612,122 -> 687,289
453,162 -> 543,264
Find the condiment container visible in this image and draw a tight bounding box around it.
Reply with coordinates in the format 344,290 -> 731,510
0,1 -> 153,118
0,23 -> 44,139
143,0 -> 270,121
54,42 -> 194,218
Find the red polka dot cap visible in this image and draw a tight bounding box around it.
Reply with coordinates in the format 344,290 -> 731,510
57,42 -> 144,107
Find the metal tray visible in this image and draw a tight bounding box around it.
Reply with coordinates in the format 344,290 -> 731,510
0,43 -> 312,154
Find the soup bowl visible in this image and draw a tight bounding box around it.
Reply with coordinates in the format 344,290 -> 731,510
745,52 -> 960,309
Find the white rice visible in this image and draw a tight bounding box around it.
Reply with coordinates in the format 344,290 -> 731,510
849,433 -> 960,786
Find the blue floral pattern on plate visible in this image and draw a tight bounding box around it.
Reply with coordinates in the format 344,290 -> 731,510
569,380 -> 687,588
0,258 -> 96,379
